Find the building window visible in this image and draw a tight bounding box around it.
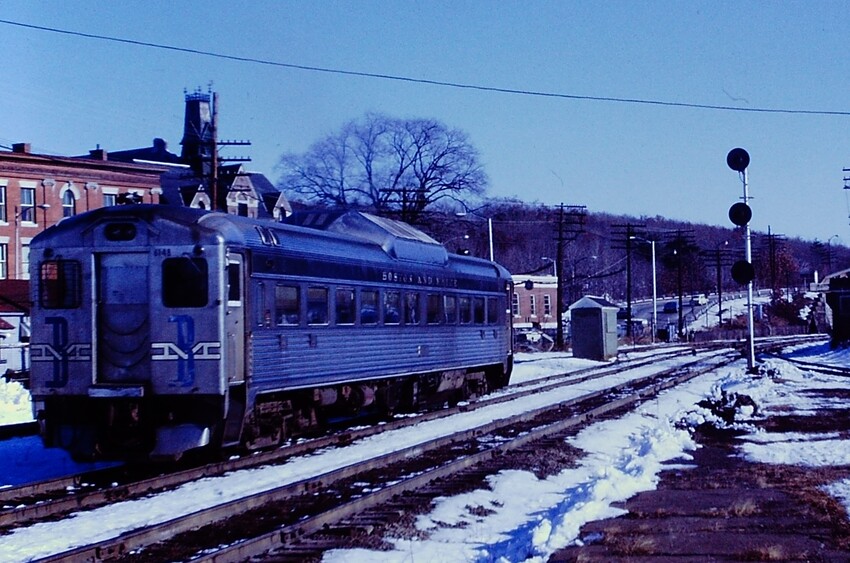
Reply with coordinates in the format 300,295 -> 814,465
529,294 -> 537,316
62,191 -> 76,218
20,242 -> 30,280
512,292 -> 520,317
103,193 -> 117,207
543,294 -> 552,316
0,186 -> 6,223
20,188 -> 35,223
0,243 -> 7,279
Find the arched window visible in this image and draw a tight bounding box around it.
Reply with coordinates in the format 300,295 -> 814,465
62,190 -> 76,218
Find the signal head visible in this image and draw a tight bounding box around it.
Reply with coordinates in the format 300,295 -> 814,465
726,148 -> 750,172
728,202 -> 752,226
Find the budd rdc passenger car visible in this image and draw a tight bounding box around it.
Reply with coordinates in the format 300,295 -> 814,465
29,205 -> 513,460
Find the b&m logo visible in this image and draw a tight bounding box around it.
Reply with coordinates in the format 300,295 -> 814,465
151,315 -> 221,387
30,317 -> 91,388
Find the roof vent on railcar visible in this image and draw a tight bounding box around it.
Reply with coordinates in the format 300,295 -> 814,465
283,210 -> 448,265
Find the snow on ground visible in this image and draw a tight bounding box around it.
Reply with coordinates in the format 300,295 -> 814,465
0,341 -> 847,562
0,378 -> 32,424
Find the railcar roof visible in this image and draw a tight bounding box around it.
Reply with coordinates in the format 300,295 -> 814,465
32,205 -> 511,280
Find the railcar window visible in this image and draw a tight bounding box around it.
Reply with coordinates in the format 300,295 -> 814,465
256,282 -> 270,327
426,293 -> 443,324
384,291 -> 401,325
336,287 -> 355,325
276,284 -> 300,326
162,257 -> 208,308
487,297 -> 500,325
406,293 -> 420,325
473,297 -> 486,324
361,290 -> 378,325
444,295 -> 457,324
459,296 -> 472,324
39,260 -> 82,309
227,262 -> 241,304
307,287 -> 329,325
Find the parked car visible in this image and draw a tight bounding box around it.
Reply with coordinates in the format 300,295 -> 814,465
663,301 -> 678,313
690,294 -> 708,306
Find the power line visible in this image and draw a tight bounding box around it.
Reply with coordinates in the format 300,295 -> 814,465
3,18 -> 850,118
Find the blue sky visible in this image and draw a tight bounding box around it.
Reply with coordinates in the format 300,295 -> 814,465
2,1 -> 850,243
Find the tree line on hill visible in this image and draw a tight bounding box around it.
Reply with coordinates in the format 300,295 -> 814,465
276,113 -> 847,328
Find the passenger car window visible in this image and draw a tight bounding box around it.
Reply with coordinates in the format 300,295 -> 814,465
336,287 -> 355,325
39,260 -> 82,309
487,297 -> 500,325
361,290 -> 378,325
384,291 -> 401,325
406,293 -> 420,325
473,297 -> 486,324
275,284 -> 300,326
227,262 -> 241,304
444,295 -> 457,324
307,287 -> 329,325
459,296 -> 472,324
426,293 -> 443,324
256,282 -> 270,327
162,257 -> 208,308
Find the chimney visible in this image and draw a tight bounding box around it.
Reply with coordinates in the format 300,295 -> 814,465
11,143 -> 31,154
89,146 -> 108,160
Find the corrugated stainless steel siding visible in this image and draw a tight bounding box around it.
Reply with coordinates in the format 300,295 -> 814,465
249,325 -> 507,390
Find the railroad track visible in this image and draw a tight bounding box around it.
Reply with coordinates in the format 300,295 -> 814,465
1,335 -> 825,561
0,344 -> 714,528
763,352 -> 850,377
4,346 -> 736,561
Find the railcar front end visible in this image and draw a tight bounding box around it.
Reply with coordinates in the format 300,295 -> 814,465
29,206 -> 236,460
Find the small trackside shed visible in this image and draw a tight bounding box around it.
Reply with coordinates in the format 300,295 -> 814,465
569,296 -> 619,360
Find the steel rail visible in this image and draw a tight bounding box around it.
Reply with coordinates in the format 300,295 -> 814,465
2,335 -> 820,528
35,349 -> 739,562
0,346 -> 706,525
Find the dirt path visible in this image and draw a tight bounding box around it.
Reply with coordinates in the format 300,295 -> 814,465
550,422 -> 850,562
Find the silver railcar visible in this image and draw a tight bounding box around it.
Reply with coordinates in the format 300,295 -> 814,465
29,205 -> 513,459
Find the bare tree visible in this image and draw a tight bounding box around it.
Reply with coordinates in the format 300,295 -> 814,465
277,113 -> 487,223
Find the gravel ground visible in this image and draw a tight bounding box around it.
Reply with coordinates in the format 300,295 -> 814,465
549,411 -> 850,562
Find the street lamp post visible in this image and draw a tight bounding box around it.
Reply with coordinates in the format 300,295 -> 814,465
541,256 -> 557,278
630,237 -> 657,344
455,211 -> 494,261
827,234 -> 840,275
715,241 -> 728,325
568,255 -> 597,303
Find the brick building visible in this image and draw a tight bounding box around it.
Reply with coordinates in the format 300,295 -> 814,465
0,143 -> 168,281
0,90 -> 289,364
511,274 -> 559,329
0,90 -> 290,283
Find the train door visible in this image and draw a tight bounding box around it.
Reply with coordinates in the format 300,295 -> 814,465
225,254 -> 245,384
95,252 -> 151,383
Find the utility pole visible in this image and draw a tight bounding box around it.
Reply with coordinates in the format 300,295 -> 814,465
211,92 -> 218,210
612,223 -> 646,342
702,242 -> 733,325
553,204 -> 587,351
207,92 -> 252,212
668,230 -> 696,338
